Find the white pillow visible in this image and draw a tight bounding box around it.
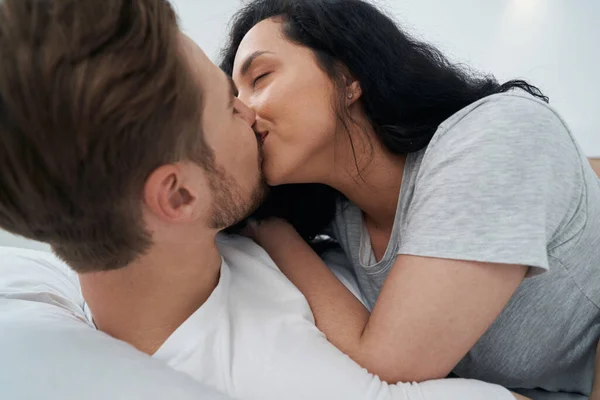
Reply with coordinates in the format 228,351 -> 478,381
0,246 -> 230,400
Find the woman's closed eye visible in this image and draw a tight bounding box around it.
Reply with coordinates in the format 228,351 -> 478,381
252,72 -> 271,88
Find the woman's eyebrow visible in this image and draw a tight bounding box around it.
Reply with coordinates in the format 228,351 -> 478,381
240,51 -> 274,76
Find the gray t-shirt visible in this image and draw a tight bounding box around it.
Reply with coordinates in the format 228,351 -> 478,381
331,93 -> 600,397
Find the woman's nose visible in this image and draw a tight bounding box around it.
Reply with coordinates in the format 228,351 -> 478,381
235,97 -> 256,126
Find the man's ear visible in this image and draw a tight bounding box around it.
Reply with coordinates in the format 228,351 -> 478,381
144,164 -> 198,223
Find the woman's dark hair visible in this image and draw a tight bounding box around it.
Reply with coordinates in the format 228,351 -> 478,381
221,0 -> 548,244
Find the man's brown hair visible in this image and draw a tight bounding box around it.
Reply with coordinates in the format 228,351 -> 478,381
0,0 -> 210,272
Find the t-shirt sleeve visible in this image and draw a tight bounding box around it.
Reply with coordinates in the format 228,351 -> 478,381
398,94 -> 583,276
0,246 -> 89,320
261,317 -> 514,400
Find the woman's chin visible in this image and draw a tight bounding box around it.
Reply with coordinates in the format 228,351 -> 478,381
264,163 -> 317,187
263,160 -> 308,187
264,167 -> 289,187
265,174 -> 284,187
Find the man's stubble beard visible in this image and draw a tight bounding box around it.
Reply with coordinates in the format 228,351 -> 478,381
208,143 -> 269,230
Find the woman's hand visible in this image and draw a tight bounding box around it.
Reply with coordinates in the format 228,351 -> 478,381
241,218 -> 299,248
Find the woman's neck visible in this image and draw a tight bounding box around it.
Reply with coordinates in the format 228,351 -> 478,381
326,137 -> 406,230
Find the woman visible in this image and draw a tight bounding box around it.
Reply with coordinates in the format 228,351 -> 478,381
221,0 -> 600,396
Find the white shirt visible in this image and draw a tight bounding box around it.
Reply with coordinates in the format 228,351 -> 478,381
154,235 -> 512,400
0,237 -> 514,400
0,246 -> 229,400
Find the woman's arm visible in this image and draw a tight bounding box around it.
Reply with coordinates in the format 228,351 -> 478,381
590,158 -> 600,178
249,219 -> 372,347
250,219 -> 527,384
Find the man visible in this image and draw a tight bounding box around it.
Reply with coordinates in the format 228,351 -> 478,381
0,0 -> 524,399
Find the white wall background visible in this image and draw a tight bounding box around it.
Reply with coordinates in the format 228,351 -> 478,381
1,0 -> 598,250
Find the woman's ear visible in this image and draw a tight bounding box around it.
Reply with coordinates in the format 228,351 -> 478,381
344,74 -> 362,105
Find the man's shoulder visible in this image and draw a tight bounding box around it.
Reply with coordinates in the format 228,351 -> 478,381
197,235 -> 321,395
0,246 -> 88,321
216,234 -> 282,277
216,233 -> 315,321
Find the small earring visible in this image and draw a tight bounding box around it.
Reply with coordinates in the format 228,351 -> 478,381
347,92 -> 354,99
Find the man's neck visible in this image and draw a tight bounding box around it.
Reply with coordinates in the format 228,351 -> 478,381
79,233 -> 222,355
